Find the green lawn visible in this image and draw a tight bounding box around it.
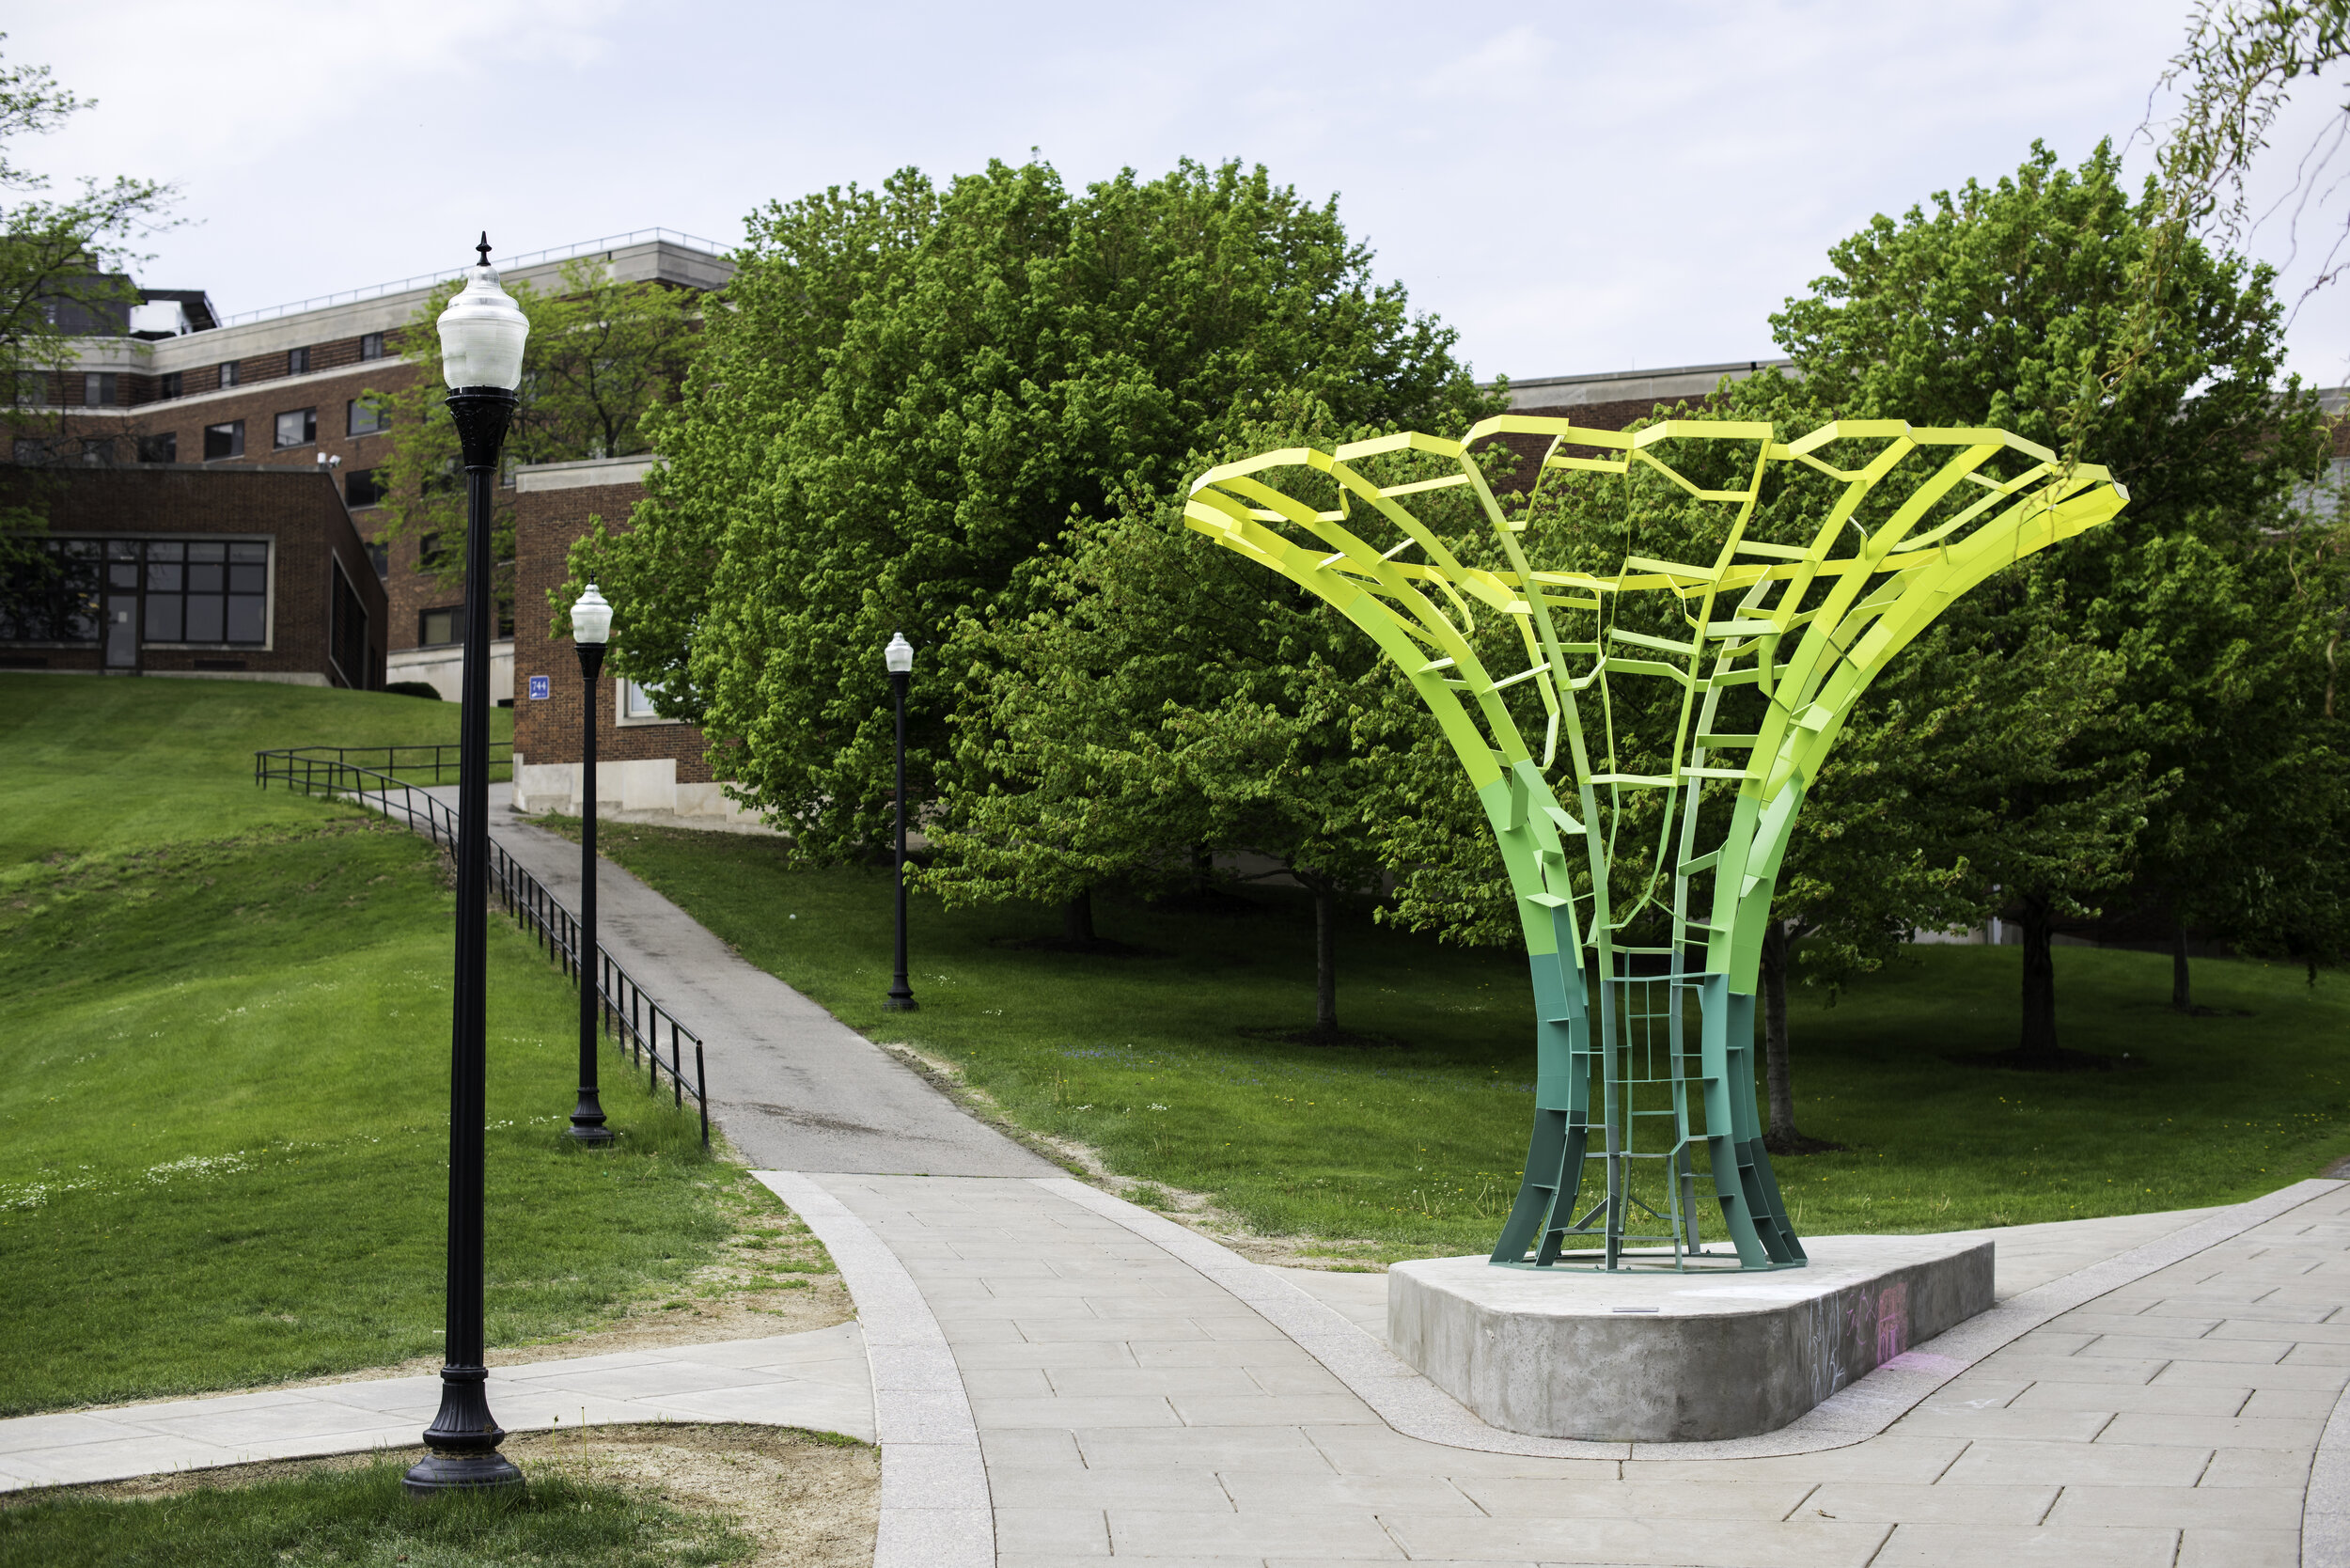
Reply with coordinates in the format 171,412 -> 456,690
0,673 -> 509,862
561,820 -> 2350,1259
0,1457 -> 750,1567
0,677 -> 740,1415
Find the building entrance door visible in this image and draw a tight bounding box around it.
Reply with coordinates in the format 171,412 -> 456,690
104,596 -> 137,670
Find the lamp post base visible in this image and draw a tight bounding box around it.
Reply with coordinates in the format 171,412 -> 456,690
567,1091 -> 615,1143
402,1449 -> 525,1497
885,992 -> 918,1012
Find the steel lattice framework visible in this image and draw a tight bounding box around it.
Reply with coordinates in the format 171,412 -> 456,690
1184,416 -> 2127,1270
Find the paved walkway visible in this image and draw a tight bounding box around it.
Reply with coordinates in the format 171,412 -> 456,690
0,1324 -> 871,1492
763,1170 -> 2350,1568
16,789 -> 2350,1565
432,782 -> 1053,1178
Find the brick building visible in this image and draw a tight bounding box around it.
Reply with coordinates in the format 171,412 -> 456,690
0,464 -> 385,685
8,231 -> 730,698
507,455 -> 761,829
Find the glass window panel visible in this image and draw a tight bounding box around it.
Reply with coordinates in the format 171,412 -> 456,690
145,596 -> 182,641
107,540 -> 138,559
187,563 -> 223,594
145,541 -> 184,561
228,563 -> 265,593
108,563 -> 137,588
185,596 -> 224,643
61,541 -> 97,560
146,562 -> 182,591
187,541 -> 225,561
229,542 -> 267,562
226,596 -> 265,644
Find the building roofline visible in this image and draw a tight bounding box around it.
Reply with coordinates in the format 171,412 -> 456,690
215,228 -> 729,329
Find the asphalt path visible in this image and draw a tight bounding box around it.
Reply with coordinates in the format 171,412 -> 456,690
425,783 -> 1056,1178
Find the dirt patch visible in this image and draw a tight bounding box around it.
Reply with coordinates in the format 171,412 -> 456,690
11,1423 -> 878,1568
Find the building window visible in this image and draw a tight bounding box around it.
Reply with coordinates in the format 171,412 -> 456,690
140,540 -> 269,645
620,680 -> 666,720
84,373 -> 118,406
203,420 -> 244,461
15,371 -> 45,405
159,370 -> 182,400
417,532 -> 452,571
0,538 -> 102,642
136,433 -> 177,463
344,467 -> 386,508
347,398 -> 389,437
273,408 -> 316,448
359,331 -> 384,361
11,437 -> 45,463
365,541 -> 388,579
419,606 -> 461,646
288,346 -> 310,375
218,361 -> 239,389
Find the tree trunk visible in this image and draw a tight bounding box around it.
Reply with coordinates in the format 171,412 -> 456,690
2171,920 -> 2194,1014
1063,888 -> 1095,945
1313,881 -> 1339,1036
2017,892 -> 2060,1063
1760,919 -> 1798,1145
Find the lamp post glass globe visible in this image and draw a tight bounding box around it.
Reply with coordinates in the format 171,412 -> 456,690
572,584 -> 613,648
885,632 -> 914,675
407,234 -> 529,1500
437,234 -> 528,391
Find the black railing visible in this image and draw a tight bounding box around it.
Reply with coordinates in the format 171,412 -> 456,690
254,742 -> 512,792
255,747 -> 710,1149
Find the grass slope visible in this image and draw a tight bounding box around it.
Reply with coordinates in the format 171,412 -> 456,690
0,672 -> 509,862
567,822 -> 2350,1259
0,677 -> 728,1415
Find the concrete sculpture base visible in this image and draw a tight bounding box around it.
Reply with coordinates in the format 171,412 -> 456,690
1388,1235 -> 1994,1442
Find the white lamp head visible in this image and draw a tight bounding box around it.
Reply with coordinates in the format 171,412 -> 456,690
572,584 -> 613,648
884,632 -> 914,675
436,232 -> 529,391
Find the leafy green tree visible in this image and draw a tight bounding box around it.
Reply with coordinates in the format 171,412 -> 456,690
925,398 -> 1494,1037
1772,138 -> 2331,1054
373,256 -> 701,587
0,36 -> 176,543
572,158 -> 1490,863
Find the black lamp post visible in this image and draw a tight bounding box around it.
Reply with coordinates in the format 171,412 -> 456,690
884,632 -> 916,1013
567,584 -> 615,1145
406,235 -> 529,1499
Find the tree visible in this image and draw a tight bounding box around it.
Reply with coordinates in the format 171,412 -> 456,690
0,36 -> 176,546
570,158 -> 1490,862
372,255 -> 701,588
925,397 -> 1494,1038
1772,138 -> 2331,1054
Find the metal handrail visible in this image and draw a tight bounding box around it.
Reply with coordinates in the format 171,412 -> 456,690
255,743 -> 511,790
255,747 -> 710,1148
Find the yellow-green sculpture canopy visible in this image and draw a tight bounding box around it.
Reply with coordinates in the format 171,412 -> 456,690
1185,416 -> 2127,1270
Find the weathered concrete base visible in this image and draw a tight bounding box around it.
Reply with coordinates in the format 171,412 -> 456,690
1389,1234 -> 1994,1442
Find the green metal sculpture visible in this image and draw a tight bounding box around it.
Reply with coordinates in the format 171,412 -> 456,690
1185,416 -> 2127,1271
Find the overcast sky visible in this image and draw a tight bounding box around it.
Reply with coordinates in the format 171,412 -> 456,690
15,2 -> 2350,388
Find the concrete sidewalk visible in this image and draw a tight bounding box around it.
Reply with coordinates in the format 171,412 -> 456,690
783,1171 -> 2348,1568
0,1323 -> 872,1493
434,782 -> 1054,1179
